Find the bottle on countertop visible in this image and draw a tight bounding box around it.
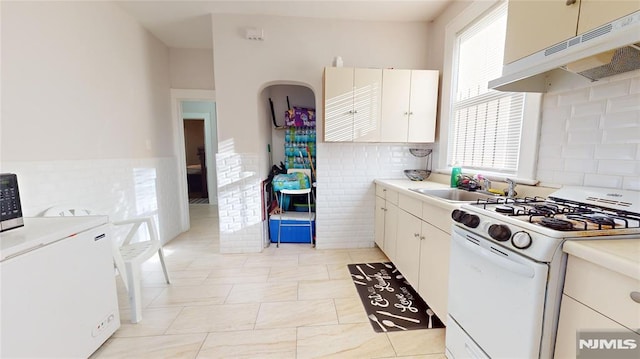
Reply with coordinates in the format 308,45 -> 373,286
450,163 -> 462,188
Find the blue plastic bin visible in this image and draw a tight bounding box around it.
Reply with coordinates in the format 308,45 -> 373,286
269,212 -> 316,243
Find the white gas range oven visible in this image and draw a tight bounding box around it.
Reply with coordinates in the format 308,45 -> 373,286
444,186 -> 640,359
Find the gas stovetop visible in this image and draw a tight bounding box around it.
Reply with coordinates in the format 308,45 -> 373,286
452,186 -> 640,261
465,195 -> 640,233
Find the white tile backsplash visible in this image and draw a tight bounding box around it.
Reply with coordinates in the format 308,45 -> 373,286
601,112 -> 640,129
594,144 -> 637,160
590,80 -> 630,101
538,74 -> 640,190
215,152 -> 263,253
561,144 -> 595,159
607,94 -> 640,113
571,101 -> 606,117
0,157 -> 183,244
315,142 -> 430,249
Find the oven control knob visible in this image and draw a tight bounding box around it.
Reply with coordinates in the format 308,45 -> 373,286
488,224 -> 511,242
511,231 -> 532,249
451,209 -> 466,223
462,213 -> 480,228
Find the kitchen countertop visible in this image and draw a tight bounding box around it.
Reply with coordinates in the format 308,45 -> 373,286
374,178 -> 461,211
375,173 -> 557,210
563,239 -> 640,280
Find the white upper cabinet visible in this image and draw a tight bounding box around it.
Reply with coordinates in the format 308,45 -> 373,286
324,67 -> 438,143
577,0 -> 640,34
504,0 -> 640,65
503,0 -> 580,65
380,69 -> 439,143
407,70 -> 439,143
323,67 -> 382,142
380,69 -> 411,142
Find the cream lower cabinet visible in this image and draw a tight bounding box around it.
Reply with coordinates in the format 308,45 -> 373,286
374,196 -> 386,249
374,186 -> 399,262
554,295 -> 638,359
383,202 -> 399,262
395,210 -> 422,286
380,69 -> 438,143
417,221 -> 450,321
393,194 -> 452,320
554,255 -> 640,358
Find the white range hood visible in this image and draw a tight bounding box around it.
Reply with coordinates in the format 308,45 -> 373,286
489,10 -> 640,93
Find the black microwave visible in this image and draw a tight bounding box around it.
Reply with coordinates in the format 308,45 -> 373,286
1,173 -> 24,232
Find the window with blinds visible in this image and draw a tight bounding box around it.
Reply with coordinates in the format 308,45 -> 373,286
449,2 -> 525,174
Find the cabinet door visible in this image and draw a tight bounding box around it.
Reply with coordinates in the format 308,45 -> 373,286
324,67 -> 354,141
383,202 -> 399,262
380,69 -> 411,142
395,210 -> 422,286
374,196 -> 386,249
554,295 -> 639,359
417,221 -> 450,320
407,70 -> 439,143
353,68 -> 383,142
578,0 -> 640,34
503,0 -> 580,64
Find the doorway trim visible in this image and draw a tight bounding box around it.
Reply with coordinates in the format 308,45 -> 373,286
183,112 -> 216,205
171,89 -> 216,233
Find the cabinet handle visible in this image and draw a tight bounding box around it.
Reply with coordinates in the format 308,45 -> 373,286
353,110 -> 358,114
565,0 -> 576,5
414,233 -> 420,238
631,291 -> 640,304
420,236 -> 425,240
404,112 -> 409,115
409,112 -> 414,115
383,189 -> 386,192
347,110 -> 353,114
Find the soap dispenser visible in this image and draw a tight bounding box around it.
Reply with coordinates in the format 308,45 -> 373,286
450,164 -> 462,188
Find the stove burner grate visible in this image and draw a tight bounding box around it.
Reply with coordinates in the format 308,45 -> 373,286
539,217 -> 575,231
567,213 -> 617,230
495,205 -> 514,214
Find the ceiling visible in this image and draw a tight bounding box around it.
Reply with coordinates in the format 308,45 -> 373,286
116,0 -> 454,49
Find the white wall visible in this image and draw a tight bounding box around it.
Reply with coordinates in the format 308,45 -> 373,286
211,14 -> 434,251
169,48 -> 215,90
1,2 -> 182,243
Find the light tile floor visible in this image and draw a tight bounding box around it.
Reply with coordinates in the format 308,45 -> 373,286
91,205 -> 446,359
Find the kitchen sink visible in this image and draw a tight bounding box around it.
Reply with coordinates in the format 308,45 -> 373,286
409,188 -> 499,202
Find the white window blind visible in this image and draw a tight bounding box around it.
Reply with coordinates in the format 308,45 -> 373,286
450,2 -> 525,174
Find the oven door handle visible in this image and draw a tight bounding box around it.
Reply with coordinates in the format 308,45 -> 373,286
455,236 -> 536,278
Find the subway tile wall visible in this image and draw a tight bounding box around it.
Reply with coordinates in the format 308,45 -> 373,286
537,75 -> 640,190
215,152 -> 263,253
315,143 -> 431,249
1,157 -> 183,244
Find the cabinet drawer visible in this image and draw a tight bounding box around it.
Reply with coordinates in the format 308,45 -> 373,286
422,204 -> 453,234
564,255 -> 640,331
375,186 -> 398,204
398,194 -> 421,218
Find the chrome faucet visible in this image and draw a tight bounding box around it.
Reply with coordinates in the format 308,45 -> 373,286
506,178 -> 517,198
482,178 -> 492,191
